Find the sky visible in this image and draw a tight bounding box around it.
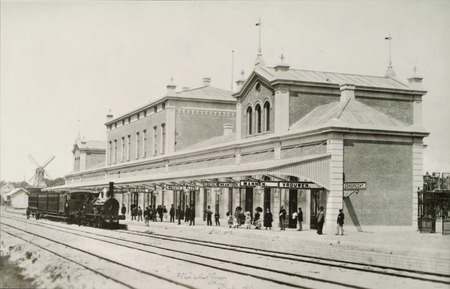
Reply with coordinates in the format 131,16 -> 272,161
1,0 -> 449,182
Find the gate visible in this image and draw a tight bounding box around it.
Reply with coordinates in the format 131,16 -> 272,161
418,172 -> 450,234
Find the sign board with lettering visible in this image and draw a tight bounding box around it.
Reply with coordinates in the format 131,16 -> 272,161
165,185 -> 184,190
343,182 -> 367,190
279,182 -> 314,189
202,182 -> 240,188
240,180 -> 278,187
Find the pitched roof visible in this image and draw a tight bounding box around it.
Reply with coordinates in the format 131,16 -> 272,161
291,99 -> 408,130
181,133 -> 236,151
75,140 -> 106,151
109,85 -> 234,124
176,86 -> 235,102
5,188 -> 29,197
255,66 -> 411,90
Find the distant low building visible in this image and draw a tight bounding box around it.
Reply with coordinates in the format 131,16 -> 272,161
5,188 -> 29,208
72,139 -> 106,172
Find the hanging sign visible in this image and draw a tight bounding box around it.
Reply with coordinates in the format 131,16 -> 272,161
343,182 -> 367,190
165,185 -> 184,190
203,181 -> 240,188
278,182 -> 313,189
240,180 -> 279,187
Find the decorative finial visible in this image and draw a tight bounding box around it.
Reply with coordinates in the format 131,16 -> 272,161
77,119 -> 81,140
384,33 -> 393,66
170,77 -> 174,84
280,54 -> 284,63
255,18 -> 262,53
413,66 -> 417,74
384,33 -> 396,78
240,70 -> 245,78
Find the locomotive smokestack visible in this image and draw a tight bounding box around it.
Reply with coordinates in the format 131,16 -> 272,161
108,182 -> 114,198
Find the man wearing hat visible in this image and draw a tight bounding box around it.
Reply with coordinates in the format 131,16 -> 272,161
316,206 -> 325,235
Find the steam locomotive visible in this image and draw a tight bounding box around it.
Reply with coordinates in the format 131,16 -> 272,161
28,185 -> 124,229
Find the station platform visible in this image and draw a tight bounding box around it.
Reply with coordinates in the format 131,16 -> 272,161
122,218 -> 450,275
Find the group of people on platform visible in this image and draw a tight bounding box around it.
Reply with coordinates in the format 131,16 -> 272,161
120,203 -> 344,234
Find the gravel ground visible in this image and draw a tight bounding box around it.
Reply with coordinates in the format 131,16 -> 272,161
1,232 -> 127,289
0,255 -> 35,289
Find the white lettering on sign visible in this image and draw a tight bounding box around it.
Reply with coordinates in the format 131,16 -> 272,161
343,182 -> 367,190
260,181 -> 278,187
279,182 -> 311,188
240,181 -> 259,187
165,185 -> 183,190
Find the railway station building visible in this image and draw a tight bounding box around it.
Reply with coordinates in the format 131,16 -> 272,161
54,56 -> 428,233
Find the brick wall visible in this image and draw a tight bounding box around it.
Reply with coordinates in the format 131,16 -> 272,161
86,152 -> 105,170
107,111 -> 167,163
175,110 -> 235,150
357,97 -> 413,125
343,140 -> 413,226
289,93 -> 339,126
240,82 -> 275,138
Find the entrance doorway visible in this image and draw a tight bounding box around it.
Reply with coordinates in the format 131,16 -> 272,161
310,189 -> 320,229
288,189 -> 298,228
264,188 -> 271,213
130,192 -> 139,213
245,187 -> 253,216
188,191 -> 196,216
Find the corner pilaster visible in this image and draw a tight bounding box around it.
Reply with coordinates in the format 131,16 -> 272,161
326,138 -> 344,233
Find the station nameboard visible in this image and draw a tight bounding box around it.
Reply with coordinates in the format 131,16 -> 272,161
203,181 -> 240,188
240,181 -> 316,189
343,182 -> 367,190
240,180 -> 278,187
165,185 -> 184,190
279,182 -> 313,189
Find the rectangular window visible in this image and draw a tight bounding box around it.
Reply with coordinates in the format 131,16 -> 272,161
143,130 -> 147,158
121,137 -> 125,162
114,139 -> 117,164
108,141 -> 112,165
153,126 -> 158,156
136,132 -> 140,159
161,124 -> 166,155
127,135 -> 131,161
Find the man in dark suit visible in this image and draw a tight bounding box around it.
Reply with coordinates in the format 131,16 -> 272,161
317,206 -> 325,235
189,206 -> 195,226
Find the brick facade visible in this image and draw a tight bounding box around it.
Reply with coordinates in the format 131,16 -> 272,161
289,93 -> 339,126
343,140 -> 413,225
175,109 -> 236,150
107,111 -> 167,163
85,153 -> 105,170
240,81 -> 275,139
357,97 -> 414,125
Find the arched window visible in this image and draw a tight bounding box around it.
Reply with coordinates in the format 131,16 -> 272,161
255,104 -> 261,134
246,106 -> 253,135
264,101 -> 270,132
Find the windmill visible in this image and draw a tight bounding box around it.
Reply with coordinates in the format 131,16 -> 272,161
28,154 -> 55,188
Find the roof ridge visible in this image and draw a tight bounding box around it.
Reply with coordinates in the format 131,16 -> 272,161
337,99 -> 351,119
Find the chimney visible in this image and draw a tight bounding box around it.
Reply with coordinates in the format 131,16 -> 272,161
340,84 -> 355,102
166,79 -> 177,97
223,123 -> 233,136
203,77 -> 211,87
274,54 -> 290,72
106,109 -> 113,122
407,67 -> 423,90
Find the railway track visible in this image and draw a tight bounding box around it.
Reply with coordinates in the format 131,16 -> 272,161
3,213 -> 449,289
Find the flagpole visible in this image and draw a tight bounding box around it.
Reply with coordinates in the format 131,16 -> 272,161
231,50 -> 234,90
